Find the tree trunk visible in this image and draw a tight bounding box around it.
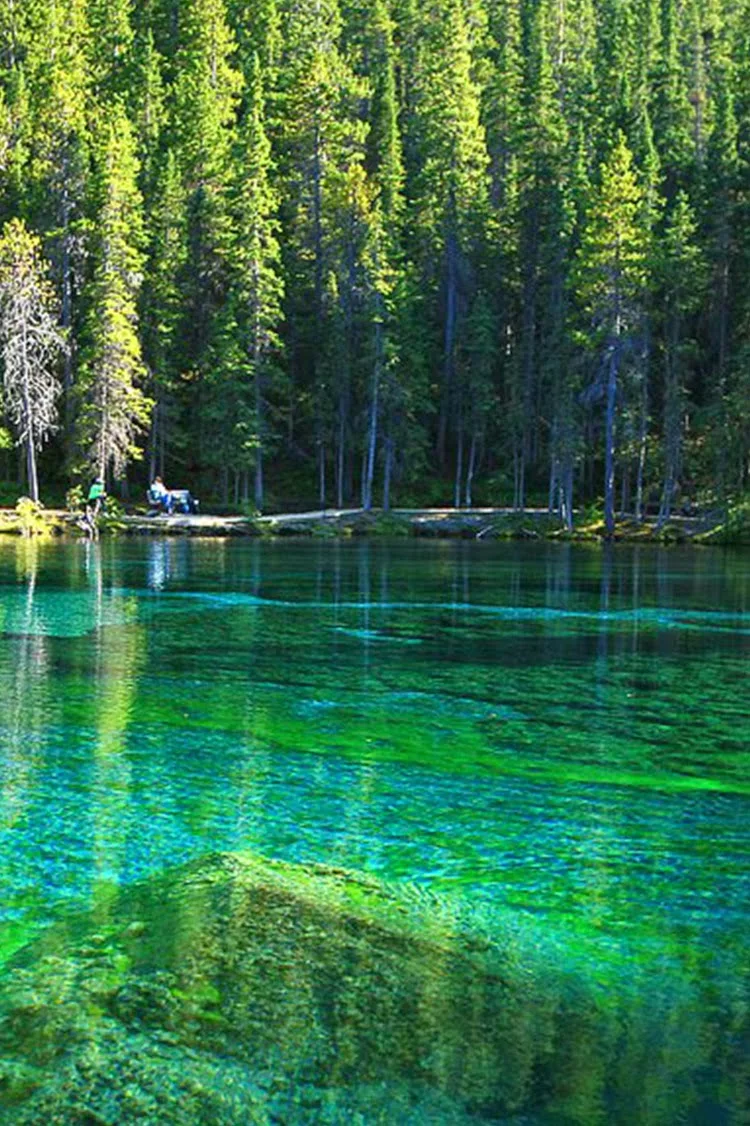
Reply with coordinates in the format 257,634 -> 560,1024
512,443 -> 521,510
20,325 -> 39,501
254,453 -> 264,512
548,416 -> 558,514
517,448 -> 525,512
382,435 -> 394,511
465,432 -> 477,507
658,316 -> 681,528
254,360 -> 264,511
25,439 -> 39,503
519,226 -> 539,506
363,308 -> 383,511
318,439 -> 326,509
453,425 -> 463,508
363,381 -> 378,510
562,460 -> 574,531
438,219 -> 459,467
158,398 -> 166,478
148,405 -> 159,483
619,465 -> 629,517
634,321 -> 650,523
336,408 -> 345,509
604,343 -> 618,538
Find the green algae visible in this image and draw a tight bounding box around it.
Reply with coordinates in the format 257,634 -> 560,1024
0,538 -> 748,1124
1,850 -> 745,1125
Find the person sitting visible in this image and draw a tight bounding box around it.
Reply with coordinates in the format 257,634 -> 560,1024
169,488 -> 200,515
147,476 -> 175,514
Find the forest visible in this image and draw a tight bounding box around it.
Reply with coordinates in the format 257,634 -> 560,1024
0,0 -> 748,532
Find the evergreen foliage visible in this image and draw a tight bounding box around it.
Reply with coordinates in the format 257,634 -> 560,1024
0,0 -> 747,520
77,106 -> 150,480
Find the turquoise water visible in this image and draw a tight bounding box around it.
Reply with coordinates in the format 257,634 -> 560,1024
0,537 -> 748,1122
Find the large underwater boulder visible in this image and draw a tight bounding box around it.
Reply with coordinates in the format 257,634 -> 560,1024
0,851 -> 743,1124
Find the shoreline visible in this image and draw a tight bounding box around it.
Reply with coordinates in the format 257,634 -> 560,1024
0,504 -> 744,544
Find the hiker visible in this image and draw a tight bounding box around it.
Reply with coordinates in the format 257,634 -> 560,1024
148,476 -> 175,514
81,476 -> 106,539
86,477 -> 106,518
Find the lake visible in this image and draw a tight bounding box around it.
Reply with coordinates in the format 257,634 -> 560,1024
0,537 -> 748,1123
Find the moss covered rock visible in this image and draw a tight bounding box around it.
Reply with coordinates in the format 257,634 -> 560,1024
0,852 -> 730,1124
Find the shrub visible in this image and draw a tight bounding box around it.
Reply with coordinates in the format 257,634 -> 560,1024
15,496 -> 50,536
66,485 -> 85,512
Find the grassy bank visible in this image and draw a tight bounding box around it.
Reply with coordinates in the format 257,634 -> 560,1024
1,499 -> 748,544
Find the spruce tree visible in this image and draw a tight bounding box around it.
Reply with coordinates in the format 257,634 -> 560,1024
652,0 -> 695,195
171,0 -> 242,461
361,0 -> 404,509
513,0 -> 568,509
130,30 -> 167,193
703,51 -> 739,499
87,0 -> 136,99
655,191 -> 704,523
225,54 -> 284,509
575,133 -> 649,536
0,0 -> 746,513
276,0 -> 366,504
141,148 -> 186,479
409,0 -> 490,471
21,0 -> 91,415
78,106 -> 151,481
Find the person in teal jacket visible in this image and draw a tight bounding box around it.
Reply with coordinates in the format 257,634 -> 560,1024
86,477 -> 106,517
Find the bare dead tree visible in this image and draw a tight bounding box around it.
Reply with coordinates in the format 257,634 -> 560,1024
0,218 -> 67,501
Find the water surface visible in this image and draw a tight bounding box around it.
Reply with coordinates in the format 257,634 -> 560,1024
0,537 -> 748,1122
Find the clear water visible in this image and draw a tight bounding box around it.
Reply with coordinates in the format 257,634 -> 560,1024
0,536 -> 748,1123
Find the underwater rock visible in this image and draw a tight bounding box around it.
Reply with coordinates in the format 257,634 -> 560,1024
0,851 -> 739,1124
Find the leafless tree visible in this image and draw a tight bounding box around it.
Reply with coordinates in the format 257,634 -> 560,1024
0,218 -> 67,501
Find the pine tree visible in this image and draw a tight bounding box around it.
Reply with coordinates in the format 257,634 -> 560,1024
655,191 -> 704,523
171,0 -> 242,449
0,0 -> 747,514
130,29 -> 167,193
0,218 -> 66,501
365,0 -> 404,227
703,50 -> 739,499
228,0 -> 280,77
459,288 -> 496,506
409,0 -> 490,471
512,0 -> 569,509
20,0 -> 91,416
360,0 -> 404,509
141,148 -> 186,479
276,0 -> 366,504
652,0 -> 695,195
78,107 -> 151,480
575,133 -> 650,536
87,0 -> 136,100
225,53 -> 284,509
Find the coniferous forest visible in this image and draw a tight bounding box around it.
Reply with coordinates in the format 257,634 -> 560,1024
0,0 -> 749,529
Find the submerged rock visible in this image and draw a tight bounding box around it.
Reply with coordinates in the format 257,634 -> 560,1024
0,852 -> 743,1124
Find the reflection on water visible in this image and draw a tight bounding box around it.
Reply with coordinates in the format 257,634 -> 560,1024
0,537 -> 748,1123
